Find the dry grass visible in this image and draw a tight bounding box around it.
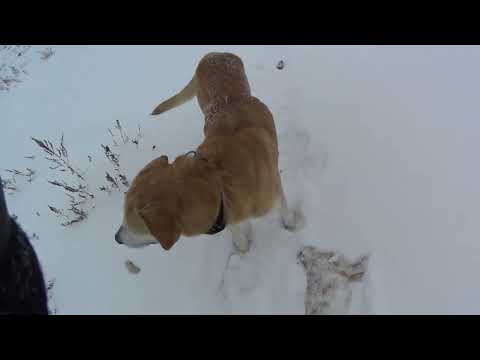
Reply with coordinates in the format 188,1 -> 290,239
5,168 -> 35,182
1,167 -> 36,195
1,175 -> 18,194
37,47 -> 54,61
32,134 -> 86,181
29,120 -> 143,226
99,119 -> 141,193
32,133 -> 93,226
46,278 -> 57,315
0,45 -> 30,92
1,45 -> 55,92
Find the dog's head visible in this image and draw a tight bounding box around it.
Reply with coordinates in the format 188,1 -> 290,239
115,153 -> 222,250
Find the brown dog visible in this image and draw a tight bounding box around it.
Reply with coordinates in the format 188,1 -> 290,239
115,52 -> 297,252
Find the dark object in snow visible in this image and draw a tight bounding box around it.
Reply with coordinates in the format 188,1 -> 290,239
0,176 -> 49,315
38,48 -> 54,61
276,60 -> 285,70
125,260 -> 141,274
47,278 -> 55,292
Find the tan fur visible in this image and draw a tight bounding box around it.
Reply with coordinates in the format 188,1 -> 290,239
120,52 -> 285,250
151,77 -> 197,115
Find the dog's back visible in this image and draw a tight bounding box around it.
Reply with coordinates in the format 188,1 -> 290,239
195,52 -> 251,113
152,52 -> 278,144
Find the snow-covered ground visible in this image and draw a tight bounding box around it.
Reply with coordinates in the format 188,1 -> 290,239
2,45 -> 480,314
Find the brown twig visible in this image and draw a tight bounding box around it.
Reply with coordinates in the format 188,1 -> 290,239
131,124 -> 142,148
101,137 -> 130,190
115,120 -> 129,144
47,180 -> 93,198
101,144 -> 120,169
118,174 -> 129,187
5,168 -> 35,182
105,172 -> 119,189
32,135 -> 85,181
107,128 -> 119,147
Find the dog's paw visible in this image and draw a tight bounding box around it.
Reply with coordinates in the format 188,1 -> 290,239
232,228 -> 252,254
233,234 -> 251,254
282,208 -> 305,231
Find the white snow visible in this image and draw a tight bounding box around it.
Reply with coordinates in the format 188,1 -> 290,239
2,45 -> 480,314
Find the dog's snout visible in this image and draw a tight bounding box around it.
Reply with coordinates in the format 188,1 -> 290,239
115,230 -> 123,244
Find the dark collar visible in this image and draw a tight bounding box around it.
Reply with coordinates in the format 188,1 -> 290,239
205,195 -> 226,235
186,151 -> 225,235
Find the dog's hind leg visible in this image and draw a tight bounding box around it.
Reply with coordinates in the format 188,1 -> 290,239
229,221 -> 252,254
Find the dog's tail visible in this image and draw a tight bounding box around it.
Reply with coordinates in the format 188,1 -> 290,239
151,75 -> 198,116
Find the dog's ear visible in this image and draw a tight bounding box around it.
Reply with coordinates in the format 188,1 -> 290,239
158,155 -> 169,166
139,205 -> 180,251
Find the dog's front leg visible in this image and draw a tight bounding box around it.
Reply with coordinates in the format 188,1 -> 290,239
280,186 -> 298,231
229,222 -> 252,254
